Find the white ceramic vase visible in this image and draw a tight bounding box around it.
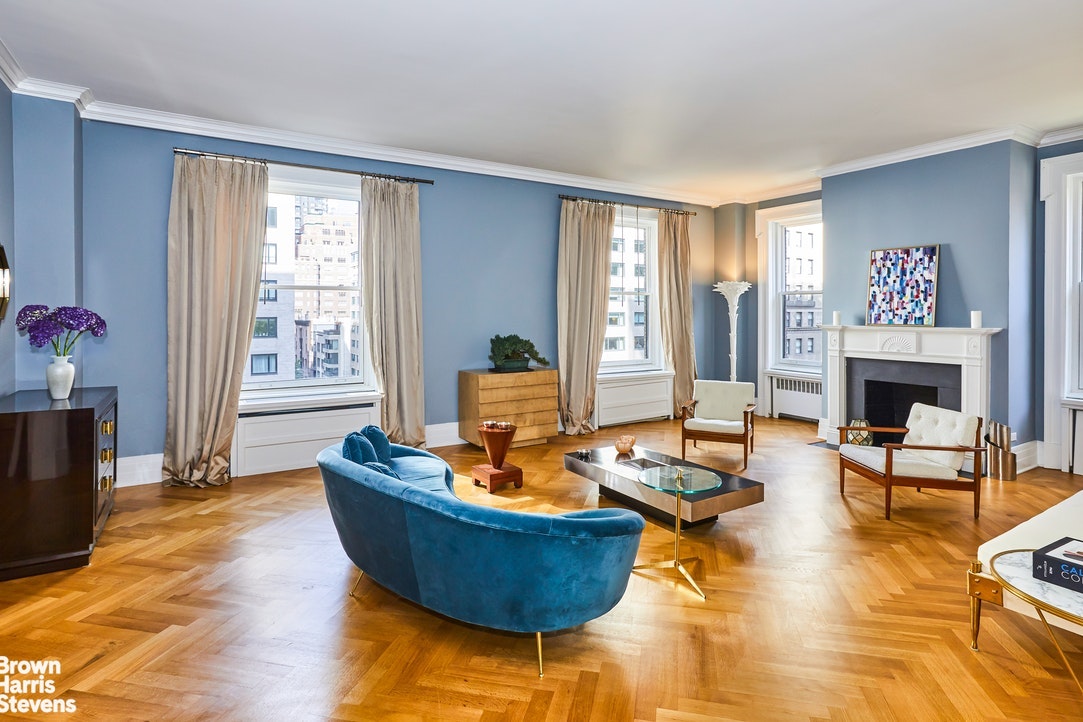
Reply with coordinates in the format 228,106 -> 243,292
46,355 -> 75,400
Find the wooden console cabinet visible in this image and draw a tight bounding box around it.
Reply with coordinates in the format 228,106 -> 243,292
0,386 -> 117,580
458,368 -> 558,448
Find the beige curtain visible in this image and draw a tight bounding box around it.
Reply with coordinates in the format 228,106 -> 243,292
163,156 -> 268,487
361,177 -> 425,446
557,199 -> 615,435
659,210 -> 698,414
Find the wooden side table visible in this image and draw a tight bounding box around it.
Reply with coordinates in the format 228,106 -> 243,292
472,424 -> 523,493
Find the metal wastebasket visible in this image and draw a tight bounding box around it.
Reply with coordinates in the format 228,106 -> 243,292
986,420 -> 1016,481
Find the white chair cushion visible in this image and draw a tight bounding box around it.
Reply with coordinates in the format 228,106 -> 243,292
693,380 -> 754,421
684,417 -> 747,435
902,403 -> 979,470
839,443 -> 961,480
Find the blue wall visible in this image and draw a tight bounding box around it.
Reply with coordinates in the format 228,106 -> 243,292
7,92 -> 1064,454
821,141 -> 1036,439
74,118 -> 711,455
12,95 -> 85,389
0,83 -> 12,398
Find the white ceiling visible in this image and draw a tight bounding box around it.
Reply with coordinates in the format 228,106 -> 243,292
1,0 -> 1081,205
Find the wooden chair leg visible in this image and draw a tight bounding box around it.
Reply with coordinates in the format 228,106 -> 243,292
974,478 -> 981,519
839,458 -> 846,494
885,482 -> 892,520
742,436 -> 749,468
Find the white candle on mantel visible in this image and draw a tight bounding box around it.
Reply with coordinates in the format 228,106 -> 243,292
970,310 -> 982,329
832,311 -> 841,326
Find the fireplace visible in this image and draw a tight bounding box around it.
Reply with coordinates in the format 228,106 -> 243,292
846,358 -> 961,444
821,324 -> 999,445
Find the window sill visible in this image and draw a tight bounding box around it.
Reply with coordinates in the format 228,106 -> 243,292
764,367 -> 823,381
597,368 -> 674,383
238,385 -> 382,415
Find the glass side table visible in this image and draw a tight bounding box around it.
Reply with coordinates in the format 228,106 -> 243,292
985,549 -> 1083,695
634,464 -> 722,599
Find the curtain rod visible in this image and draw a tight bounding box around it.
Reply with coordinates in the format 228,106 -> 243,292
558,194 -> 696,216
172,148 -> 435,185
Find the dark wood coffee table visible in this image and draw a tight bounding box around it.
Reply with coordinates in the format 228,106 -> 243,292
563,446 -> 764,526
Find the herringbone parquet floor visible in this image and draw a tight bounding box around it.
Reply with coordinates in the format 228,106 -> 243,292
2,417 -> 1082,721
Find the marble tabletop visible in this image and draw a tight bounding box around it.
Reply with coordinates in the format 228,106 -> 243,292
990,550 -> 1083,623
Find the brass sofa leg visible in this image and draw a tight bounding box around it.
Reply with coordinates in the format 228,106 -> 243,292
536,632 -> 544,678
349,570 -> 365,598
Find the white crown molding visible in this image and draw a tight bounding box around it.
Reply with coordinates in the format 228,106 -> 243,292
79,99 -> 723,208
738,179 -> 823,205
0,37 -> 26,91
15,78 -> 94,112
817,127 -> 1044,179
1040,125 -> 1083,148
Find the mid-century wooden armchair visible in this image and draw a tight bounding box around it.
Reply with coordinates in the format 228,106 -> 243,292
838,402 -> 985,519
680,380 -> 756,468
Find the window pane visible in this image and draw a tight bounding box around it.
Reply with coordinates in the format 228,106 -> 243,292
603,218 -> 655,367
779,222 -> 823,367
251,353 -> 278,375
780,291 -> 823,366
245,192 -> 364,388
253,317 -> 277,338
258,280 -> 278,302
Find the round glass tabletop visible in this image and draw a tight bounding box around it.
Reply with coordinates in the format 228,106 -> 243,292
636,464 -> 722,494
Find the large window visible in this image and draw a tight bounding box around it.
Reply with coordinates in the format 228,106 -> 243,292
602,207 -> 662,371
757,200 -> 824,376
242,165 -> 370,391
1041,150 -> 1083,470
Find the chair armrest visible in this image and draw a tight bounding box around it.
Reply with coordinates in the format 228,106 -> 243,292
839,425 -> 909,434
680,399 -> 697,419
884,443 -> 986,453
838,425 -> 907,445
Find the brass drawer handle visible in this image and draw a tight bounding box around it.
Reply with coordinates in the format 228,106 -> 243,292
100,419 -> 115,435
100,448 -> 114,464
98,475 -> 113,492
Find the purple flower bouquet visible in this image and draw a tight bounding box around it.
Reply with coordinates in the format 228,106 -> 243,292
15,304 -> 107,356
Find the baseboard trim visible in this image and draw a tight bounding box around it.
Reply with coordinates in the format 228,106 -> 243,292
817,418 -> 836,444
1014,440 -> 1039,475
117,453 -> 165,488
426,422 -> 467,449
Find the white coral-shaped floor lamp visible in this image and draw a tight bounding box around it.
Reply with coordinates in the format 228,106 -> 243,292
713,280 -> 751,382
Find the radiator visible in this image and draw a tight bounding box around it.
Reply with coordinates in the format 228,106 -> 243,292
593,372 -> 674,428
231,400 -> 381,477
768,374 -> 822,421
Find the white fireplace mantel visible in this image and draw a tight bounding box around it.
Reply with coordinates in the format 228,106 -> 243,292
820,325 -> 1002,442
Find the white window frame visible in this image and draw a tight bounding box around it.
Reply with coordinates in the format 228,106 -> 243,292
599,207 -> 664,375
756,200 -> 823,398
1041,150 -> 1083,470
240,164 -> 377,403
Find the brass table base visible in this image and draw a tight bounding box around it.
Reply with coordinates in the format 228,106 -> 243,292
633,486 -> 707,600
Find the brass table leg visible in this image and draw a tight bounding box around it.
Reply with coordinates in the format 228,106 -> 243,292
1036,608 -> 1083,695
634,487 -> 706,600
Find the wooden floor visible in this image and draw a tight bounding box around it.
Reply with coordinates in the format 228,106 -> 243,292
2,417 -> 1082,721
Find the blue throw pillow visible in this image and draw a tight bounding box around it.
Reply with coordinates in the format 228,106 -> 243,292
343,432 -> 378,464
360,425 -> 392,464
362,461 -> 401,479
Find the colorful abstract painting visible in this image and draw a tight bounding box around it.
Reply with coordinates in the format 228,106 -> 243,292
865,245 -> 938,326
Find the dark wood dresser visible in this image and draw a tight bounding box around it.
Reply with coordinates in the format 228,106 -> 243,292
0,386 -> 117,580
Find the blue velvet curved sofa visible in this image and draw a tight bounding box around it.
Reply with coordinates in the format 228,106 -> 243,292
317,435 -> 645,675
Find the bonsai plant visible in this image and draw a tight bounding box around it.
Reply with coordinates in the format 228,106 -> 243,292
489,333 -> 550,372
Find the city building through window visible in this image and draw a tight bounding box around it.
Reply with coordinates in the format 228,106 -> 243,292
242,165 -> 369,391
601,207 -> 662,371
